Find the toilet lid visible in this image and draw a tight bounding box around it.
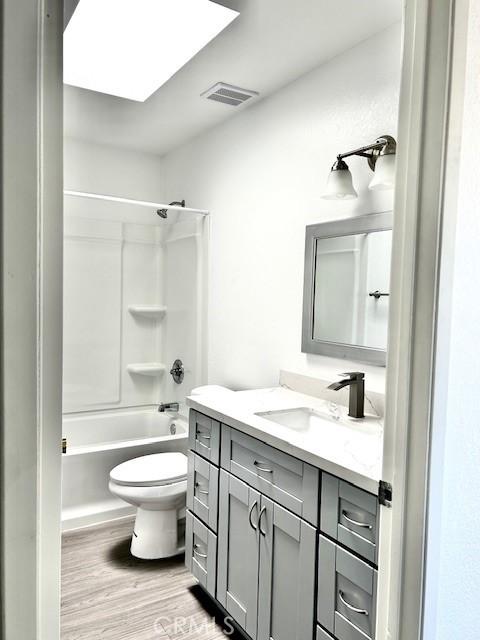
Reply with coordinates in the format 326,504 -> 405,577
110,452 -> 188,487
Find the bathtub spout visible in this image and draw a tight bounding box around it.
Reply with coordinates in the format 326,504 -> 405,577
158,402 -> 179,413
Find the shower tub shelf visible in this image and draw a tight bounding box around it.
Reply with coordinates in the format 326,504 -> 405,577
128,305 -> 166,320
127,363 -> 166,376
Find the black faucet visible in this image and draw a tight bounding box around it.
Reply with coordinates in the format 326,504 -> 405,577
327,372 -> 365,419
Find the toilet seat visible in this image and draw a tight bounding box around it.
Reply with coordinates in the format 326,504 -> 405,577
110,452 -> 187,487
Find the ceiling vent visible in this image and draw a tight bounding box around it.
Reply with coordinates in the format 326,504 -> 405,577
201,82 -> 259,107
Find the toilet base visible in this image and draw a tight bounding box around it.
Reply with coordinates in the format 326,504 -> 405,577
130,507 -> 184,560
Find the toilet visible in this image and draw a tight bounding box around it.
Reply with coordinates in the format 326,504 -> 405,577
109,452 -> 187,560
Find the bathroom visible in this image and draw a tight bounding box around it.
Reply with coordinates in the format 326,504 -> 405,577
61,0 -> 400,633
2,1 -> 480,640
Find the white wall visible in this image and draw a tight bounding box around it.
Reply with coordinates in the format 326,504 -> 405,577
425,2 -> 480,638
162,24 -> 401,393
64,137 -> 165,201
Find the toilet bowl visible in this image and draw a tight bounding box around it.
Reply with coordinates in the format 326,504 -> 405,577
109,452 -> 187,560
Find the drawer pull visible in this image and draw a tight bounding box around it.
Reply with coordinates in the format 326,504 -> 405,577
342,510 -> 373,530
196,430 -> 211,441
194,482 -> 209,495
193,544 -> 208,558
339,591 -> 369,616
258,505 -> 267,537
254,460 -> 273,473
248,501 -> 258,531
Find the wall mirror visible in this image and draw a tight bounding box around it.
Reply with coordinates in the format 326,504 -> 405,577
302,211 -> 393,365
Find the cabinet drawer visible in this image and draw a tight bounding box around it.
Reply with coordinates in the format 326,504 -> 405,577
189,410 -> 220,465
318,535 -> 377,640
221,425 -> 319,526
321,473 -> 378,564
185,511 -> 217,597
187,452 -> 219,532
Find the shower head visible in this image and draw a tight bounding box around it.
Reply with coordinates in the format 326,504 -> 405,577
156,200 -> 186,219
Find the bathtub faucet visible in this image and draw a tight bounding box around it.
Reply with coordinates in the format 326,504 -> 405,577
158,402 -> 179,413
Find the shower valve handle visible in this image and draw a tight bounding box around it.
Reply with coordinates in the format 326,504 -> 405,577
170,359 -> 185,384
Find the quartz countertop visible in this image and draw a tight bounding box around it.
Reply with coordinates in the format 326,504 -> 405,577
186,386 -> 384,495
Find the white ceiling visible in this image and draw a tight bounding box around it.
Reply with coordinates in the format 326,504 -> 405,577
64,0 -> 402,156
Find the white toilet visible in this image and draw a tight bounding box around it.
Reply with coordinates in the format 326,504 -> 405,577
109,452 -> 188,560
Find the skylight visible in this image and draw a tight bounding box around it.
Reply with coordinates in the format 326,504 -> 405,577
63,0 -> 239,102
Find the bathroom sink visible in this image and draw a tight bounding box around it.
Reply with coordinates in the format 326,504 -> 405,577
255,407 -> 336,432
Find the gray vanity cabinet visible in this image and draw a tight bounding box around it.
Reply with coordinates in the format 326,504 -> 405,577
186,409 -> 381,640
217,470 -> 261,640
257,496 -> 316,640
217,469 -> 316,640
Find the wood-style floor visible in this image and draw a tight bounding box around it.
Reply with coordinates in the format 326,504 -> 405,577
61,518 -> 240,640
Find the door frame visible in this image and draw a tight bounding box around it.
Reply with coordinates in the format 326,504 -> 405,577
0,1 -> 468,640
1,1 -> 63,639
376,0 -> 470,639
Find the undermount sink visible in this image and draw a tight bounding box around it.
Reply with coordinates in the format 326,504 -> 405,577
255,407 -> 337,432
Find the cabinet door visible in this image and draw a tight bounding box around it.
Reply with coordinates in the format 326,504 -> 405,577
217,470 -> 261,640
257,497 -> 316,640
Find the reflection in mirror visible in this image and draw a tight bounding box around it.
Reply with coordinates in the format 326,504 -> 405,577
313,230 -> 392,349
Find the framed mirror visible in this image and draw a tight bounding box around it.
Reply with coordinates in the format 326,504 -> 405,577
302,211 -> 393,365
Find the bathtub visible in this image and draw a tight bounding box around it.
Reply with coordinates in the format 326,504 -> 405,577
62,408 -> 188,531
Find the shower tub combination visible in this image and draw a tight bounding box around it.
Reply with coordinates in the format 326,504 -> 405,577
61,191 -> 209,532
62,408 -> 188,531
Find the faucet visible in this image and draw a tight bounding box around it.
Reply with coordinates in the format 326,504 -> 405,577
327,372 -> 365,419
158,402 -> 179,413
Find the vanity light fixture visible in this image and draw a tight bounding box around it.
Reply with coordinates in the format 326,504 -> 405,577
321,135 -> 397,200
64,0 -> 239,102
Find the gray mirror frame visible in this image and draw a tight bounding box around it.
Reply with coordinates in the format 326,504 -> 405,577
301,211 -> 393,366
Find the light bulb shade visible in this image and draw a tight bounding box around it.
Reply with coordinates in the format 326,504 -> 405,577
369,153 -> 396,191
321,168 -> 358,200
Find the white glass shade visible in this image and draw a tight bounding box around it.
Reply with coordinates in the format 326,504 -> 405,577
369,153 -> 396,191
322,168 -> 358,200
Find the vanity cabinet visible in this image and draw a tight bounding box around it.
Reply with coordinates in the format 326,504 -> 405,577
217,470 -> 316,640
185,409 -> 380,640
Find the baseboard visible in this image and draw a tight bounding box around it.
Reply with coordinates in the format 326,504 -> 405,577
62,504 -> 136,532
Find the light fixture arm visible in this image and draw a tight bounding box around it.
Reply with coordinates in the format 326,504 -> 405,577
335,135 -> 397,172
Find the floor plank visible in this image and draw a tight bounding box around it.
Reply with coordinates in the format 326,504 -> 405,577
61,518 -> 240,640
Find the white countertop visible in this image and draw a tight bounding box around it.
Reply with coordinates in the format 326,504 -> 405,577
187,386 -> 384,495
